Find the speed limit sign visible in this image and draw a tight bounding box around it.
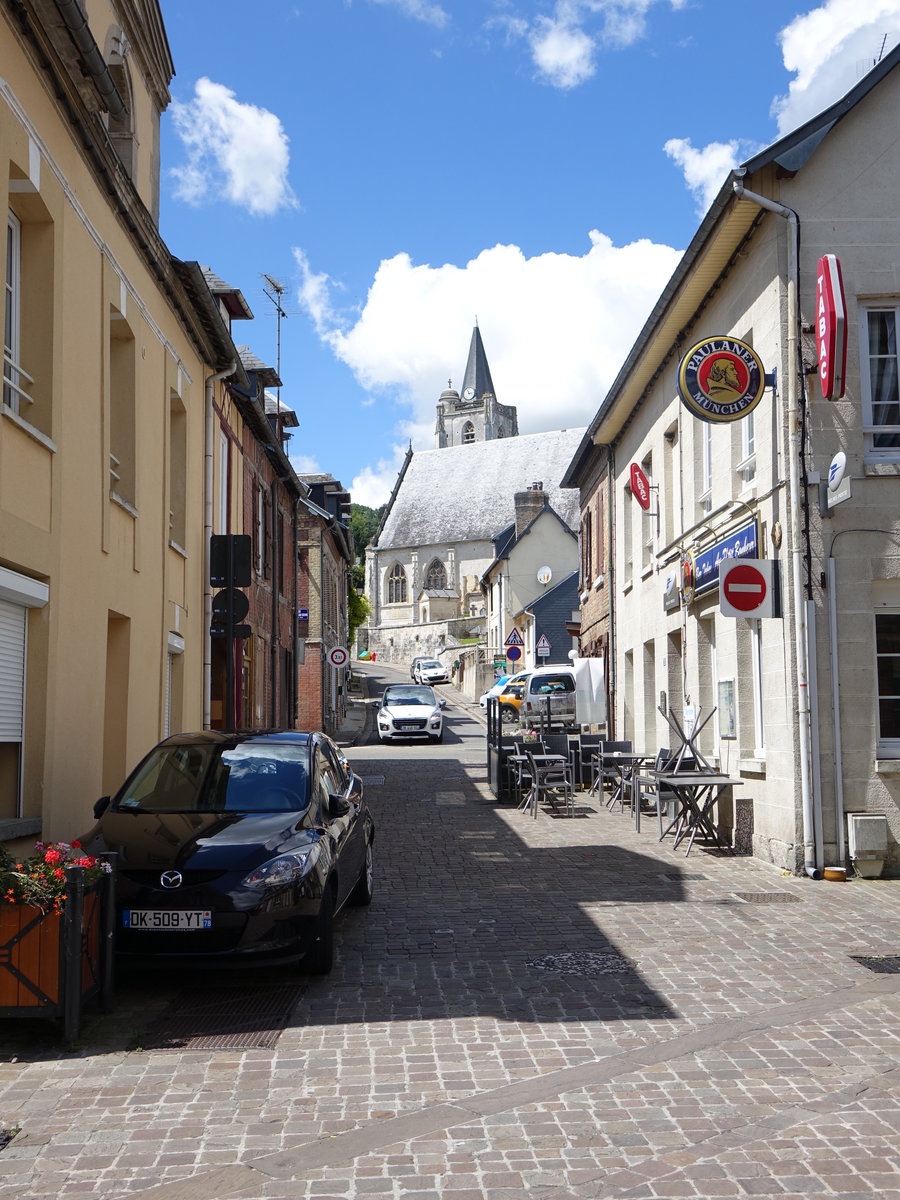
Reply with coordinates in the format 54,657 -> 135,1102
327,646 -> 349,668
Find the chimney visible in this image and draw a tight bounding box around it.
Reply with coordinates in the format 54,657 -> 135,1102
514,483 -> 547,538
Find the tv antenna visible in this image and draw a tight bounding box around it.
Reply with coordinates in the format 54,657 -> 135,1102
263,274 -> 286,417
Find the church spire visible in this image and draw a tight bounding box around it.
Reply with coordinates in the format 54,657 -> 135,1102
460,323 -> 497,402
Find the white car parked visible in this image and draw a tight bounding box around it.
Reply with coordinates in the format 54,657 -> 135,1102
415,658 -> 449,685
378,684 -> 445,743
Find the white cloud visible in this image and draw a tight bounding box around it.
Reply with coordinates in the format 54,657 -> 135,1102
289,453 -> 322,476
369,0 -> 449,27
294,232 -> 683,503
773,0 -> 900,134
502,1 -> 686,88
350,445 -> 410,508
170,78 -> 297,216
663,137 -> 744,215
531,16 -> 596,88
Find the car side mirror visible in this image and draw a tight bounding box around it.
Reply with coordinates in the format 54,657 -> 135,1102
328,793 -> 351,818
439,699 -> 446,709
93,796 -> 111,818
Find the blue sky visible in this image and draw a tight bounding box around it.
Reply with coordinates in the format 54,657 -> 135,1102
158,0 -> 900,505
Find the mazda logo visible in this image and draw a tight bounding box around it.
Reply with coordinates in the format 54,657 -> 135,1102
160,870 -> 183,889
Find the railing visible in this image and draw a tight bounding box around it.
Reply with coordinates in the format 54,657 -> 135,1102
2,350 -> 35,409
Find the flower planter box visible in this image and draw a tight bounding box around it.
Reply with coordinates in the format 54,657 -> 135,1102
0,863 -> 115,1043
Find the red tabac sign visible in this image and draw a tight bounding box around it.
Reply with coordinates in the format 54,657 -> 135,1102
816,254 -> 847,400
630,463 -> 651,511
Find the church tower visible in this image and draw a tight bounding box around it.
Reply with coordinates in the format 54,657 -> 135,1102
435,324 -> 519,448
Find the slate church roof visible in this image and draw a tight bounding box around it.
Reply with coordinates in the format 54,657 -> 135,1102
375,428 -> 585,550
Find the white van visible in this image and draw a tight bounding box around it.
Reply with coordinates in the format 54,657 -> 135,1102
521,666 -> 577,727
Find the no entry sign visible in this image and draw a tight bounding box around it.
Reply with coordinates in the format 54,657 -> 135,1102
719,559 -> 779,619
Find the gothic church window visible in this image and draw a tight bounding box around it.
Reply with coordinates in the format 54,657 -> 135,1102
462,421 -> 475,443
425,558 -> 447,589
387,562 -> 407,604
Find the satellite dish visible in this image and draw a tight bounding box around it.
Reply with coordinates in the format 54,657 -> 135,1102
537,565 -> 552,585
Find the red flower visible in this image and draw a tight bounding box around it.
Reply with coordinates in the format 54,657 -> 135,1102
44,848 -> 61,866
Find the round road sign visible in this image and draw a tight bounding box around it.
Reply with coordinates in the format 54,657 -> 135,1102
506,646 -> 522,661
327,646 -> 349,668
722,562 -> 767,613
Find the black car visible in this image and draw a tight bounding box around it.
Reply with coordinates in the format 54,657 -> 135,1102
82,730 -> 374,975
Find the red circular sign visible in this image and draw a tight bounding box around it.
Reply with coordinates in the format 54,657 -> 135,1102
723,563 -> 767,612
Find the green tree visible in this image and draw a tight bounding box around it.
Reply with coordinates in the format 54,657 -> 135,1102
349,503 -> 383,563
348,587 -> 370,644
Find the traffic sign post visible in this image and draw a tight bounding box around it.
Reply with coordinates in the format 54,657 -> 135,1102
504,627 -> 525,647
537,634 -> 551,658
327,646 -> 349,669
719,559 -> 780,619
506,646 -> 522,662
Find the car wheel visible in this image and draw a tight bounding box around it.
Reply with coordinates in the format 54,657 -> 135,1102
350,841 -> 373,907
430,730 -> 444,744
303,884 -> 335,975
500,705 -> 517,725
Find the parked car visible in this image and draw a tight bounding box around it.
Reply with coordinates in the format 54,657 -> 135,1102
521,666 -> 577,727
497,678 -> 528,724
415,658 -> 449,685
410,656 -> 429,681
378,684 -> 444,743
81,730 -> 374,975
479,675 -> 511,707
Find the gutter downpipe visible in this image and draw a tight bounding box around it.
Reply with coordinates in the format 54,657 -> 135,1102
733,176 -> 820,878
203,362 -> 236,730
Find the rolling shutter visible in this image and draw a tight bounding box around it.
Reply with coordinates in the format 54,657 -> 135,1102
0,600 -> 25,740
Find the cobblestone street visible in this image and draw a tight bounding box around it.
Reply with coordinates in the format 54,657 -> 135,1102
1,663 -> 899,1199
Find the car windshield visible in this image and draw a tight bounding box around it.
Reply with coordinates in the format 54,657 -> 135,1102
384,686 -> 436,707
421,661 -> 441,670
113,743 -> 311,813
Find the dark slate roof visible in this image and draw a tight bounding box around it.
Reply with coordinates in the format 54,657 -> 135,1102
264,390 -> 299,427
376,428 -> 585,550
201,267 -> 253,320
236,344 -> 282,389
460,324 -> 497,400
521,571 -> 579,666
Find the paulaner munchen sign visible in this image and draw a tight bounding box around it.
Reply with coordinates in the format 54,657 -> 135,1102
677,337 -> 766,423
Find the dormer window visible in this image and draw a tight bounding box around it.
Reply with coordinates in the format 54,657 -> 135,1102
105,30 -> 136,180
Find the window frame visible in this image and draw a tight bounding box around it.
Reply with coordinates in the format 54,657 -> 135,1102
875,611 -> 900,756
387,562 -> 407,605
3,209 -> 21,414
859,304 -> 900,461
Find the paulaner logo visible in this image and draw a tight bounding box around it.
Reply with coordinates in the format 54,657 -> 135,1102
677,337 -> 765,423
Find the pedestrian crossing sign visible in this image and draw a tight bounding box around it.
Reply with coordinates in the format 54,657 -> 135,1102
504,627 -> 524,647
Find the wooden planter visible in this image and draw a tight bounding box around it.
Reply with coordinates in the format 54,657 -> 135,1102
0,862 -> 115,1043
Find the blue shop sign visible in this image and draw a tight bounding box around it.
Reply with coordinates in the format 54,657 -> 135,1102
691,520 -> 758,599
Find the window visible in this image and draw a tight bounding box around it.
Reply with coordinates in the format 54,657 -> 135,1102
169,393 -> 186,549
860,307 -> 900,457
641,453 -> 653,570
622,486 -> 633,585
581,510 -> 592,588
3,210 -> 21,413
109,306 -> 136,505
218,429 -> 229,531
698,421 -> 712,514
595,490 -> 605,583
462,421 -> 475,443
425,558 -> 446,589
875,613 -> 900,753
738,410 -> 756,487
105,31 -> 136,180
387,563 -> 407,604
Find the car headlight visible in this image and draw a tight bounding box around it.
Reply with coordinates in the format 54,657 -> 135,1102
242,845 -> 320,889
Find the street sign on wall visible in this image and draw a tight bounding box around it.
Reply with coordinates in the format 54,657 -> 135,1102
719,559 -> 781,619
816,254 -> 847,400
630,463 -> 651,510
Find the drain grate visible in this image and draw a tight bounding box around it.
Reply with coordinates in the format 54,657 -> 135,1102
361,775 -> 385,786
733,892 -> 801,904
527,950 -> 632,977
851,955 -> 900,974
661,873 -> 707,882
140,982 -> 304,1051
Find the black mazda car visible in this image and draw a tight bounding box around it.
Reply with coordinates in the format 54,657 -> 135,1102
82,730 -> 374,975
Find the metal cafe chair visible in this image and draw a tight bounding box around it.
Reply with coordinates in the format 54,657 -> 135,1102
526,748 -> 575,818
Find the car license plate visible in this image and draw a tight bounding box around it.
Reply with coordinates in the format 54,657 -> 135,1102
123,909 -> 212,930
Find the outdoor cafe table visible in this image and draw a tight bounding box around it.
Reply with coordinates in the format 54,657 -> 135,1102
593,751 -> 655,810
655,771 -> 744,856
